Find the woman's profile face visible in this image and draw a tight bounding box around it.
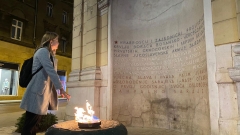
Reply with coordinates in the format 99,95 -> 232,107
50,37 -> 59,51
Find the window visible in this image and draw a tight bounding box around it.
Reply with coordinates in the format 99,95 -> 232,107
62,11 -> 67,24
61,37 -> 67,53
0,61 -> 19,96
11,19 -> 23,41
47,2 -> 53,17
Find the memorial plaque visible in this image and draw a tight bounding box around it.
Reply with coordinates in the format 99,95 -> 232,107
111,0 -> 210,134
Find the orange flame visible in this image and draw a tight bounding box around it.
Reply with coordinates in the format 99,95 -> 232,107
75,100 -> 99,123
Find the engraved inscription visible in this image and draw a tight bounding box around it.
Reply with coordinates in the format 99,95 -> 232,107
113,15 -> 207,95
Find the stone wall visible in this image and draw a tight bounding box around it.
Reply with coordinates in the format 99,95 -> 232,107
66,0 -> 110,121
212,0 -> 239,45
215,43 -> 239,134
211,0 -> 240,134
111,0 -> 210,134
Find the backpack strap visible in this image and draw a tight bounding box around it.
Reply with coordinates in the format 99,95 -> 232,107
32,54 -> 54,76
32,66 -> 43,76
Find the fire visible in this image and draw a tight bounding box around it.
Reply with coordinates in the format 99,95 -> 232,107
75,100 -> 100,123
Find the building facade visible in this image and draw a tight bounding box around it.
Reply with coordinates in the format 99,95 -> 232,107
0,0 -> 73,100
67,0 -> 240,134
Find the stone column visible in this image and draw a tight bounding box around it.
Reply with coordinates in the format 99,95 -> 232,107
65,0 -> 109,120
97,0 -> 111,120
228,44 -> 240,134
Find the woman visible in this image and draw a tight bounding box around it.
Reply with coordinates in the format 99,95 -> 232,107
20,31 -> 71,135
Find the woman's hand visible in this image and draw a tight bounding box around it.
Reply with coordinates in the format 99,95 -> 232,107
60,88 -> 71,101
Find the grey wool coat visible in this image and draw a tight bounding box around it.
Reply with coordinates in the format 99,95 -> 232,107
20,48 -> 63,115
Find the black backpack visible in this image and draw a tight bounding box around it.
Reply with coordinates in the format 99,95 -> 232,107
19,54 -> 54,88
19,57 -> 43,88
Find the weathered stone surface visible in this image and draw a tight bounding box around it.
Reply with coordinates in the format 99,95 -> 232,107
111,0 -> 211,134
45,120 -> 127,135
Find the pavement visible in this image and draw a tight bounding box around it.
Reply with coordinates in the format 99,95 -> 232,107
0,125 -> 187,135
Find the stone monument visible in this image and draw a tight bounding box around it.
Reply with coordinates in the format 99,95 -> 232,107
69,0 -> 218,134
111,0 -> 211,134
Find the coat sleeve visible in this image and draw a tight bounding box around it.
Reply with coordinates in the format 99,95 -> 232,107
36,48 -> 63,90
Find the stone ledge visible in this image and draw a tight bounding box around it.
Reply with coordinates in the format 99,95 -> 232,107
216,71 -> 233,83
67,80 -> 107,87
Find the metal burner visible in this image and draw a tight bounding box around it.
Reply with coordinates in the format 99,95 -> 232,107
78,121 -> 101,128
